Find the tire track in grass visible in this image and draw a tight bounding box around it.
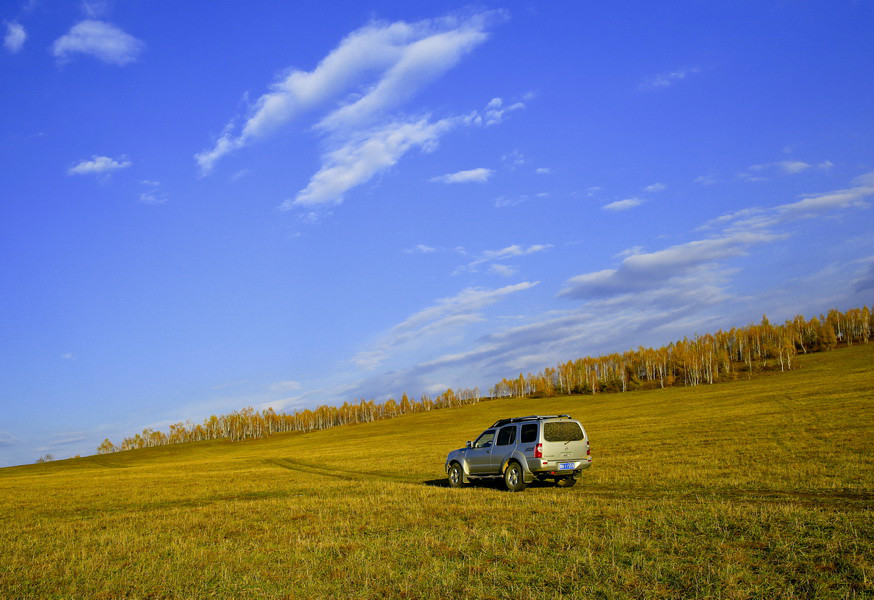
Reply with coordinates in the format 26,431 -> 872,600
265,457 -> 419,485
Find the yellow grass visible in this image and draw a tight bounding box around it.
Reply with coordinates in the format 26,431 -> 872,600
1,344 -> 872,599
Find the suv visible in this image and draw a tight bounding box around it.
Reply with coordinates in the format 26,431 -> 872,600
445,415 -> 591,492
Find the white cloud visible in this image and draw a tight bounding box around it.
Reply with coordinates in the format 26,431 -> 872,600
535,167 -> 552,175
603,197 -> 642,211
81,0 -> 112,18
138,180 -> 167,204
454,243 -> 552,275
4,21 -> 26,53
708,172 -> 874,232
196,12 -> 499,175
639,67 -> 701,91
430,167 -> 493,184
316,25 -> 490,135
778,160 -> 811,175
502,149 -> 526,166
569,173 -> 873,303
52,20 -> 144,65
852,258 -> 874,293
494,192 -> 549,208
644,182 -> 666,193
558,231 -> 780,300
406,244 -> 436,254
353,281 -> 538,370
67,155 -> 131,175
282,116 -> 457,208
342,176 -> 874,402
740,159 -> 829,181
777,171 -> 873,214
483,97 -> 525,126
489,264 -> 517,276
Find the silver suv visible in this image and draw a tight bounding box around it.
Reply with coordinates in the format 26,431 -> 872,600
445,415 -> 591,491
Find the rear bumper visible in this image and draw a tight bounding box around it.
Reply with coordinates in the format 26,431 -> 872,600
527,455 -> 592,476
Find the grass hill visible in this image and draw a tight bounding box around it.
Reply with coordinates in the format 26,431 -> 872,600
1,344 -> 872,599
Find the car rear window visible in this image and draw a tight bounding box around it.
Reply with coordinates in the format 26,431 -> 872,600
543,421 -> 584,442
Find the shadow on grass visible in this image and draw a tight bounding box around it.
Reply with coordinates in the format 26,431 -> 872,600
422,478 -> 505,491
423,478 -> 449,488
422,477 -> 565,492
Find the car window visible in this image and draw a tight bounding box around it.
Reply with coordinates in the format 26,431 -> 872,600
520,423 -> 538,444
543,421 -> 584,442
496,426 -> 516,446
474,430 -> 495,448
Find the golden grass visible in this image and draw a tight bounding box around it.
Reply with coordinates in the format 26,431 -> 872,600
1,344 -> 872,599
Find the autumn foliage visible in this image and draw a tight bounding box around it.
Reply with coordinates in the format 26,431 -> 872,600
98,306 -> 870,454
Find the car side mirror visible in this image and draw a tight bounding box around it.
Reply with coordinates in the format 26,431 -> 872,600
466,441 -> 472,449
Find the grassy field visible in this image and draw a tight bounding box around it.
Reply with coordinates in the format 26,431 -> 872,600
1,344 -> 872,599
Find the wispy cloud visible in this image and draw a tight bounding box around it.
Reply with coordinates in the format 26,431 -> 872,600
342,298 -> 720,402
138,180 -> 167,204
342,174 -> 874,401
569,173 -> 873,302
430,167 -> 493,184
603,197 -> 642,211
406,244 -> 437,254
282,116 -> 456,208
196,12 -> 501,176
81,0 -> 113,18
353,282 -> 537,370
67,155 -> 131,175
453,244 -> 552,275
558,231 -> 780,300
644,182 -> 666,193
3,21 -> 26,53
52,20 -> 144,65
482,97 -> 525,126
853,258 -> 874,293
706,171 -> 873,231
494,192 -> 548,208
739,159 -> 832,181
639,66 -> 700,91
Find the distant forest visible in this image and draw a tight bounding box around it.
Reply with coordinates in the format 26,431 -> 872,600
97,306 -> 871,454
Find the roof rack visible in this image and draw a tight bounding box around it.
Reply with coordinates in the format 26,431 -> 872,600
490,414 -> 571,428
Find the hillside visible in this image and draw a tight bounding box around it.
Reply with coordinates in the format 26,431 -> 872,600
1,344 -> 872,599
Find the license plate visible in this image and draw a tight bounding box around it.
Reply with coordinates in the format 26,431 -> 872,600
558,462 -> 575,470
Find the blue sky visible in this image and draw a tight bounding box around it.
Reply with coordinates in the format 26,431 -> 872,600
1,1 -> 872,466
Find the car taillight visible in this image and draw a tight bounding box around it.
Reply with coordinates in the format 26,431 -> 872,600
534,443 -> 542,458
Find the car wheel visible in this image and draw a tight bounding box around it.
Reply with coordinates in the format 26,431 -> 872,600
504,461 -> 527,492
447,462 -> 464,488
556,476 -> 577,488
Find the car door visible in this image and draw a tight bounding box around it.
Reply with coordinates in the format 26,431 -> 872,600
490,425 -> 517,472
466,429 -> 495,474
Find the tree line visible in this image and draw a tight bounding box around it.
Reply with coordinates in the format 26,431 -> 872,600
97,306 -> 870,454
491,307 -> 870,398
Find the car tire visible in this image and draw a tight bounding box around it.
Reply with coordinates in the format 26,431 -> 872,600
504,461 -> 527,492
447,462 -> 464,488
556,476 -> 577,488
